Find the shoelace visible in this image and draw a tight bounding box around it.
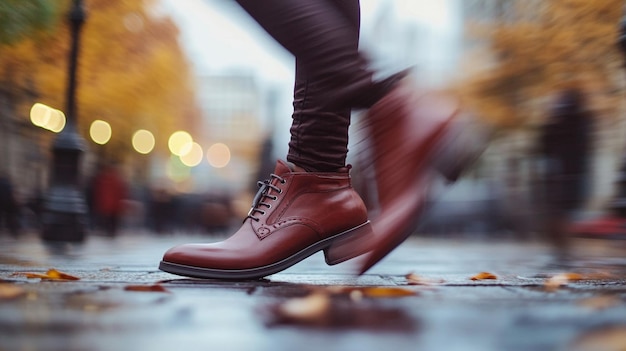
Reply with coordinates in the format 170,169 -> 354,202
246,173 -> 286,222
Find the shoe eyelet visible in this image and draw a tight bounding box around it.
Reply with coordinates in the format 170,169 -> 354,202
281,179 -> 286,184
259,210 -> 266,215
270,195 -> 278,200
278,189 -> 283,194
266,204 -> 272,209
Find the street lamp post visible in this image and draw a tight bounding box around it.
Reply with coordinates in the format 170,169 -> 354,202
41,0 -> 88,242
610,15 -> 626,217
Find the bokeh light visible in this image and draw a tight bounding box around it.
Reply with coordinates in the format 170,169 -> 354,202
132,129 -> 155,154
90,120 -> 112,145
30,103 -> 51,127
168,131 -> 193,156
180,142 -> 203,167
30,103 -> 66,133
47,110 -> 66,133
206,143 -> 231,168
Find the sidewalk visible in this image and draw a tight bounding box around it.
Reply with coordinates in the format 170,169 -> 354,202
1,231 -> 625,351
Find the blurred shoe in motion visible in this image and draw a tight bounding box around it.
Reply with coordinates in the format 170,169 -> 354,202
350,78 -> 490,274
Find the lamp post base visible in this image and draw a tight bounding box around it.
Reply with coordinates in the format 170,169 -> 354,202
41,184 -> 87,243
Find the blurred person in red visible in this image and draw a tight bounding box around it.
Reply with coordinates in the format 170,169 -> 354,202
92,162 -> 128,236
160,0 -> 485,279
539,87 -> 593,261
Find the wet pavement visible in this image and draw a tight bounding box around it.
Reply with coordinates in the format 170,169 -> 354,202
1,231 -> 625,351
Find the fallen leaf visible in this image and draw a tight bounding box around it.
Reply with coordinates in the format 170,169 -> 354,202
570,325 -> 626,351
124,284 -> 169,293
470,272 -> 497,281
577,296 -> 622,310
14,269 -> 80,281
359,287 -> 418,297
328,286 -> 418,298
277,293 -> 330,323
44,269 -> 80,280
18,272 -> 50,279
544,272 -> 583,291
0,284 -> 25,300
405,273 -> 445,285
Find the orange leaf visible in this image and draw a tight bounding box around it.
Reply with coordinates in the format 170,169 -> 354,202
20,273 -> 51,279
405,273 -> 445,285
577,296 -> 622,310
0,284 -> 25,300
277,293 -> 330,322
470,272 -> 498,280
544,272 -> 584,291
45,269 -> 80,281
124,284 -> 169,293
327,286 -> 417,298
14,269 -> 80,281
359,287 -> 417,298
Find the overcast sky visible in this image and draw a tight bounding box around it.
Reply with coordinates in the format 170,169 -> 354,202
158,0 -> 459,85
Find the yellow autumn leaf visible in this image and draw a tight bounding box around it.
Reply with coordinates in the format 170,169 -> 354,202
44,269 -> 80,281
14,269 -> 80,281
470,272 -> 498,281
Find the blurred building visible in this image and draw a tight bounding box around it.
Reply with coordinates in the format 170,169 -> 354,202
193,73 -> 275,194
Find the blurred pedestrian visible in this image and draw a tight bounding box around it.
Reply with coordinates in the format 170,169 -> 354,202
148,187 -> 172,234
0,175 -> 20,236
160,0 -> 484,279
538,87 -> 593,261
91,163 -> 128,236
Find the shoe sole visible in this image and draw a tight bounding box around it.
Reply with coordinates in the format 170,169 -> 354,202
158,221 -> 373,280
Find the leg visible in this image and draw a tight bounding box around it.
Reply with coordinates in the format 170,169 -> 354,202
160,1 -> 377,279
288,0 -> 361,171
236,0 -> 383,171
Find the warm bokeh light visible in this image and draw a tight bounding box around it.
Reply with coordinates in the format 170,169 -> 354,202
47,109 -> 66,133
206,143 -> 231,168
180,142 -> 203,167
30,103 -> 51,127
168,131 -> 193,156
30,103 -> 65,133
132,129 -> 156,154
90,120 -> 112,145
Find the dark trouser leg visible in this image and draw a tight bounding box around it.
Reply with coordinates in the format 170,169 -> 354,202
235,0 -> 391,171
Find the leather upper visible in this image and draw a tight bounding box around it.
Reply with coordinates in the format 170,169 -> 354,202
162,160 -> 368,270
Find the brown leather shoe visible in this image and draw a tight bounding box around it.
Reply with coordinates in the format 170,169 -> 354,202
351,80 -> 488,274
159,160 -> 373,279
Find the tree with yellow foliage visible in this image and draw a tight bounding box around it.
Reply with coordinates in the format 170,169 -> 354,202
461,0 -> 623,129
0,0 -> 199,158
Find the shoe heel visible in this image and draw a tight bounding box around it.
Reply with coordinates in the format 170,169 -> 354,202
324,221 -> 374,265
432,112 -> 491,182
